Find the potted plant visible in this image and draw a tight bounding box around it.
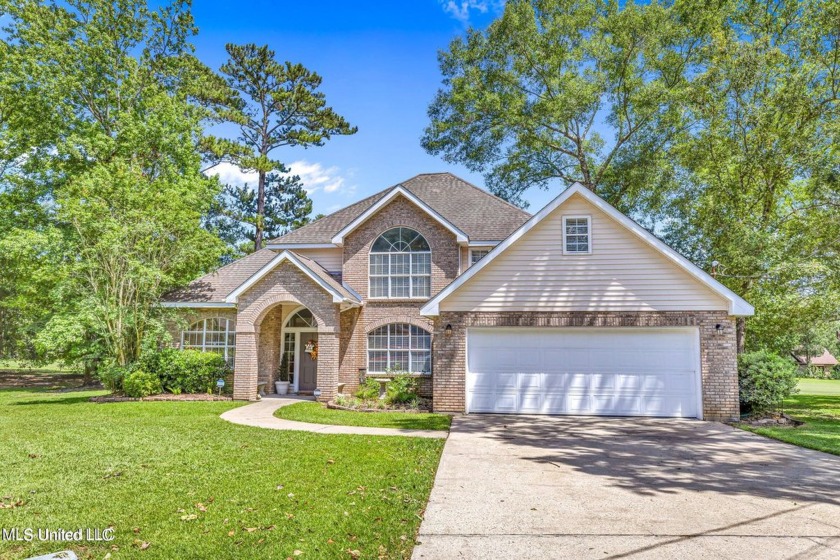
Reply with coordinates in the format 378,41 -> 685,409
275,354 -> 291,395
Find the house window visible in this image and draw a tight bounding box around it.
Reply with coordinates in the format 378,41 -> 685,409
286,308 -> 316,328
367,323 -> 431,374
369,227 -> 431,299
181,317 -> 236,365
563,216 -> 591,254
470,249 -> 490,265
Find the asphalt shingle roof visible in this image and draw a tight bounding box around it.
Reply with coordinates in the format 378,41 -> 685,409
163,173 -> 530,304
269,172 -> 531,244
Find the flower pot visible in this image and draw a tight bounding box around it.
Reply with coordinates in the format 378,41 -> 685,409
275,381 -> 290,395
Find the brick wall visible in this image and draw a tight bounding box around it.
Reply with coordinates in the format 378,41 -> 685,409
234,261 -> 340,402
432,311 -> 739,421
336,195 -> 459,399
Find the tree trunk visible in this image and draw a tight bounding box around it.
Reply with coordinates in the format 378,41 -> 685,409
255,169 -> 266,251
736,317 -> 746,354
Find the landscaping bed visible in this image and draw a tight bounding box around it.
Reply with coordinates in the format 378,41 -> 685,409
276,401 -> 452,431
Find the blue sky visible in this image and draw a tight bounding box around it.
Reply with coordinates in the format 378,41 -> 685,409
192,0 -> 557,216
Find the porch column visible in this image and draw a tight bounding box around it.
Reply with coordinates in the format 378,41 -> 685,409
316,328 -> 340,403
233,331 -> 258,401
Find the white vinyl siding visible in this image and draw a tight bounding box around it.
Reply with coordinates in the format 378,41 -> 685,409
441,194 -> 729,312
291,248 -> 343,273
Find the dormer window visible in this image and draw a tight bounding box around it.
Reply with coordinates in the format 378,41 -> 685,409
369,227 -> 431,298
563,216 -> 591,254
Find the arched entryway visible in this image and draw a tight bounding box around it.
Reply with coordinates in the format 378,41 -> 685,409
281,307 -> 319,394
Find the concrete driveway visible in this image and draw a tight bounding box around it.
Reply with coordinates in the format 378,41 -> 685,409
413,415 -> 840,559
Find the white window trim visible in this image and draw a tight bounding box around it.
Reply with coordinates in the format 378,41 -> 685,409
181,317 -> 236,365
366,323 -> 432,375
368,228 -> 432,300
469,248 -> 491,266
562,215 -> 592,255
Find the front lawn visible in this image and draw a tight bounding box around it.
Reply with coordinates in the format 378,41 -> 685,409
0,388 -> 444,559
741,392 -> 840,456
276,401 -> 451,431
796,378 -> 840,396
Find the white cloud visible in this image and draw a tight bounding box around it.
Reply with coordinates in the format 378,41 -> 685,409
440,0 -> 503,23
285,160 -> 348,195
205,160 -> 352,196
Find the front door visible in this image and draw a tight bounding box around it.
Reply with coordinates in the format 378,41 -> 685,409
298,333 -> 318,392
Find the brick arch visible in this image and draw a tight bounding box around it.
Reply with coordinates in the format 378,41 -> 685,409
365,315 -> 434,334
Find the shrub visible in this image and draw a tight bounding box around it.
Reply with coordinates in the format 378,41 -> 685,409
738,351 -> 799,415
97,364 -> 128,393
123,370 -> 162,398
355,377 -> 380,400
385,373 -> 419,405
136,348 -> 229,394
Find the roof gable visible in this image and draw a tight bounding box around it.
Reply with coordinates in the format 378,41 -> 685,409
421,183 -> 754,317
330,186 -> 468,246
225,251 -> 361,306
267,173 -> 530,246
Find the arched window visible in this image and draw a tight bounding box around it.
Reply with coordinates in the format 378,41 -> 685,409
367,323 -> 431,374
369,227 -> 431,299
285,308 -> 316,328
181,317 -> 236,365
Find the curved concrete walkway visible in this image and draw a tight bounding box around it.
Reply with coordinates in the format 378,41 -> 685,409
220,395 -> 448,439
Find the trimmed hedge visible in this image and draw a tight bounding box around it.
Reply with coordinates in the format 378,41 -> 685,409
123,370 -> 163,398
98,348 -> 230,396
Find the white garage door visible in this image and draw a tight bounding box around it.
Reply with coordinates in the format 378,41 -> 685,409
466,328 -> 701,418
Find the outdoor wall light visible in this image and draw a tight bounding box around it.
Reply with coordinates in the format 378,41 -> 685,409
444,324 -> 453,337
715,324 -> 724,335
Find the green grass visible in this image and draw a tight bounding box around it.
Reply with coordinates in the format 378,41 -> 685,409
0,360 -> 76,373
0,388 -> 444,559
741,387 -> 840,456
796,378 -> 840,396
275,401 -> 451,431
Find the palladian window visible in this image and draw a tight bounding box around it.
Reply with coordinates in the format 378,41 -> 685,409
369,227 -> 431,298
181,317 -> 236,365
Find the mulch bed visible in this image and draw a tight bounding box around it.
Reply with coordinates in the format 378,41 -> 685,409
90,393 -> 232,403
739,412 -> 804,427
327,401 -> 431,414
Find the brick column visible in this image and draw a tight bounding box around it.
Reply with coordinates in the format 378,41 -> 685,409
432,313 -> 466,413
316,330 -> 340,403
233,331 -> 258,401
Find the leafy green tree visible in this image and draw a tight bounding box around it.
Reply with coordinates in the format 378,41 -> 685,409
422,0 -> 694,209
424,0 -> 840,353
212,43 -> 357,250
661,0 -> 840,351
0,0 -> 225,368
206,171 -> 313,257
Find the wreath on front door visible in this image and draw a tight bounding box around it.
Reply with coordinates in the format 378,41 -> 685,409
304,340 -> 318,360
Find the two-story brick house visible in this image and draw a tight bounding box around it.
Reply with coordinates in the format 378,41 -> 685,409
163,172 -> 753,421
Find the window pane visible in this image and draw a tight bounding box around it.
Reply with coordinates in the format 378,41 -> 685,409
390,351 -> 409,371
368,329 -> 389,350
390,324 -> 410,349
412,276 -> 430,298
391,276 -> 410,298
471,250 -> 489,264
410,351 -> 431,374
370,253 -> 388,275
411,326 -> 431,349
368,351 -> 387,373
390,253 -> 410,274
411,252 -> 430,274
370,277 -> 388,298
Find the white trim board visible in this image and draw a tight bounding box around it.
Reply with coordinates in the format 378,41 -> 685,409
421,183 -> 754,317
330,186 -> 468,246
224,250 -> 360,306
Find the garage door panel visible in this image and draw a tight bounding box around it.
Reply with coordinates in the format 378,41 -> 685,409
466,328 -> 700,418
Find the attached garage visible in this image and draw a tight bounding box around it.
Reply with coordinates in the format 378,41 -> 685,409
466,328 -> 701,418
421,183 -> 754,421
